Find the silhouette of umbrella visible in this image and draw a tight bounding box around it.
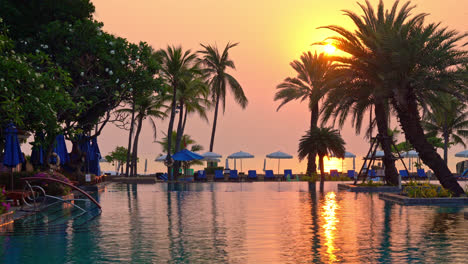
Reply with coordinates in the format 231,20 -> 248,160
3,124 -> 24,189
266,151 -> 293,174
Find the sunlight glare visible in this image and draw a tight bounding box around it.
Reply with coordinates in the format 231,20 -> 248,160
323,43 -> 336,55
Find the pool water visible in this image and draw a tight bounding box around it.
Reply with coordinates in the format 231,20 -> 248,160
0,182 -> 467,263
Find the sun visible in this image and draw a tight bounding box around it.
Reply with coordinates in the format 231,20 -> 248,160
323,43 -> 336,55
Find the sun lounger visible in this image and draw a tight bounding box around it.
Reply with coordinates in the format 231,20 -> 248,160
264,170 -> 275,181
248,170 -> 257,180
417,169 -> 428,179
399,170 -> 409,180
347,170 -> 356,179
229,170 -> 239,181
160,173 -> 168,181
330,169 -> 339,178
197,170 -> 207,181
284,169 -> 293,180
214,170 -> 224,181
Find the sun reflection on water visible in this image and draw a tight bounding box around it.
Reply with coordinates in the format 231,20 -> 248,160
321,192 -> 339,263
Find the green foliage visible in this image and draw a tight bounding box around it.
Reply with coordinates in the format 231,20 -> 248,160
403,182 -> 453,198
0,187 -> 10,214
298,127 -> 345,161
105,146 -> 129,166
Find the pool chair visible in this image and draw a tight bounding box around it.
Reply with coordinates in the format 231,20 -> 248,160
214,170 -> 224,181
248,170 -> 257,180
229,170 -> 239,181
160,173 -> 168,181
197,170 -> 207,181
284,169 -> 293,180
417,169 -> 428,179
399,170 -> 409,180
264,170 -> 275,181
330,169 -> 339,178
347,170 -> 356,179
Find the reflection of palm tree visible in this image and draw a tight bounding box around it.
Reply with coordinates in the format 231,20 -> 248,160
422,94 -> 468,164
320,0 -> 466,195
198,42 -> 247,152
276,52 -> 335,175
298,127 -> 345,190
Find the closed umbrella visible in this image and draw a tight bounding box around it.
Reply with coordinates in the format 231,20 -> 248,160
78,135 -> 91,173
266,151 -> 293,174
31,145 -> 44,166
3,124 -> 24,190
263,158 -> 266,172
54,134 -> 69,165
228,151 -> 254,173
144,159 -> 147,175
89,137 -> 102,176
455,150 -> 468,158
225,158 -> 230,170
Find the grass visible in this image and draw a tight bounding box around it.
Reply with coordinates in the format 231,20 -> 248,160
356,180 -> 385,187
300,174 -> 351,182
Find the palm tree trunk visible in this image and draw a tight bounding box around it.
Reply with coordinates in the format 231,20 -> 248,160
374,101 -> 399,185
319,154 -> 325,192
126,99 -> 135,177
166,85 -> 178,180
443,130 -> 449,164
132,116 -> 144,177
174,101 -> 185,178
306,103 -> 319,175
392,97 -> 464,196
181,107 -> 188,136
209,93 -> 221,152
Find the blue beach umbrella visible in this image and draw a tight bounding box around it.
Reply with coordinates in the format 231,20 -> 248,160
3,124 -> 24,189
172,149 -> 203,161
54,134 -> 69,165
89,137 -> 102,176
78,135 -> 92,173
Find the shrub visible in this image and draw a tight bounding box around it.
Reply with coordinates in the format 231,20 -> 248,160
402,183 -> 453,198
0,187 -> 10,214
357,180 -> 385,187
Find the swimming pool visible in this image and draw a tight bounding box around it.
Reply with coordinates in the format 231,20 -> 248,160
0,182 -> 467,263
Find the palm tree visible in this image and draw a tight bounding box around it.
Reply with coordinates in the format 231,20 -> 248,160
198,42 -> 247,152
117,92 -> 167,176
160,46 -> 198,180
320,0 -> 468,195
298,127 -> 345,190
422,94 -> 468,164
320,67 -> 400,185
275,51 -> 336,176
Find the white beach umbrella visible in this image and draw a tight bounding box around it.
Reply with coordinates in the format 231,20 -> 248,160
266,151 -> 293,174
155,154 -> 167,162
455,150 -> 468,157
202,152 -> 222,160
344,151 -> 356,171
402,150 -> 419,171
228,151 -> 254,172
367,150 -> 385,158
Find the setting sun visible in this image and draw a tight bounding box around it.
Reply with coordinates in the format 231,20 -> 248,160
323,43 -> 336,55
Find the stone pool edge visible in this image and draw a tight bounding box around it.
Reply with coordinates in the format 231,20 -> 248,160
338,183 -> 401,192
379,192 -> 468,205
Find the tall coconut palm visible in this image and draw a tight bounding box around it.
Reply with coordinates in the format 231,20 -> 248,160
160,46 -> 198,180
320,68 -> 400,185
275,51 -> 336,176
422,94 -> 468,164
198,42 -> 247,152
298,127 -> 345,190
320,0 -> 468,195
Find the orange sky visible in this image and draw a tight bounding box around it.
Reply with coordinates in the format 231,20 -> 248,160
90,0 -> 468,173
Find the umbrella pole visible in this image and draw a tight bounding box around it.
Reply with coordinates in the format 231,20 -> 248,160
10,168 -> 13,190
278,159 -> 280,175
